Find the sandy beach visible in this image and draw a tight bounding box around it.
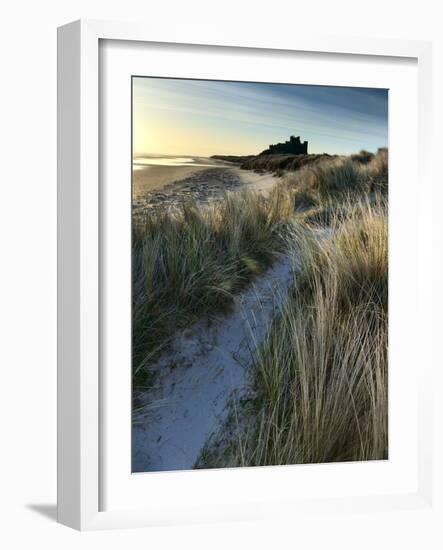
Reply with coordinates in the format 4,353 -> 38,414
133,155 -> 225,198
133,165 -> 207,198
132,156 -> 280,215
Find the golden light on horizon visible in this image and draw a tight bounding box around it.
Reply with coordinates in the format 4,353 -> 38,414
132,77 -> 388,158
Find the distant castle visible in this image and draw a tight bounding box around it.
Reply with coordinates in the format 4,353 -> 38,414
260,135 -> 308,155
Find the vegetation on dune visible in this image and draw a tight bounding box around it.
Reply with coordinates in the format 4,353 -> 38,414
197,198 -> 388,467
212,152 -> 335,174
132,187 -> 293,386
134,147 -> 389,466
286,147 -> 388,199
212,148 -> 387,185
285,147 -> 388,225
241,153 -> 334,173
350,149 -> 376,164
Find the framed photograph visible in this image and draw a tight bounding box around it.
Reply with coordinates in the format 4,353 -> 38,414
57,20 -> 434,530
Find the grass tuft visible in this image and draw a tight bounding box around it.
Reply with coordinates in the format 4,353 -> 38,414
197,198 -> 388,467
132,187 -> 293,385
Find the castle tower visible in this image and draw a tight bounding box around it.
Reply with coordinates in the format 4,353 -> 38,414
259,135 -> 309,155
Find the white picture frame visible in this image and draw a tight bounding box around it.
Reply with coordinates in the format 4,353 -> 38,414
57,19 -> 434,531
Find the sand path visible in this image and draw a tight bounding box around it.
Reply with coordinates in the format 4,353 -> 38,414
132,254 -> 294,473
234,168 -> 280,195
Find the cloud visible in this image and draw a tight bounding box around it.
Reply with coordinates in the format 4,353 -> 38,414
133,77 -> 388,156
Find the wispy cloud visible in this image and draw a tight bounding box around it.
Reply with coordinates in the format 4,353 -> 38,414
133,77 -> 388,156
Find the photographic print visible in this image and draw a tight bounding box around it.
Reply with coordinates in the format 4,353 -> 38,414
131,77 -> 388,473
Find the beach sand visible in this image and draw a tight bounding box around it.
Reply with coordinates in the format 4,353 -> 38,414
235,168 -> 279,195
132,254 -> 294,472
133,164 -> 217,199
132,164 -> 280,214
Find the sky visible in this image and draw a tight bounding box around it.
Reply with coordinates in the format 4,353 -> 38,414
133,77 -> 388,157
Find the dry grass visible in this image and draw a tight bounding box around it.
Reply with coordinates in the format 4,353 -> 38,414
132,186 -> 293,385
134,148 -> 389,465
285,147 -> 388,200
351,149 -> 375,164
197,198 -> 388,467
241,153 -> 334,173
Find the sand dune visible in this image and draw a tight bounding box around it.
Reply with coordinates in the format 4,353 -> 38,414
132,254 -> 294,472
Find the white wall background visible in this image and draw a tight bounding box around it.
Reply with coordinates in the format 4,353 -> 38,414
0,1 -> 441,548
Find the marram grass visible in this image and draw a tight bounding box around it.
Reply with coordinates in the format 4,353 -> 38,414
197,198 -> 388,467
132,186 -> 293,385
133,150 -> 389,466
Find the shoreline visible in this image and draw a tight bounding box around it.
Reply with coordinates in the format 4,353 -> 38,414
132,165 -> 281,215
133,164 -> 219,199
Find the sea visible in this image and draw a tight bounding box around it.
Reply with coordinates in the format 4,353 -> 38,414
133,155 -> 219,170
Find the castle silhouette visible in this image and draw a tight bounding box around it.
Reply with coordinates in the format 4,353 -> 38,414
260,135 -> 308,155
